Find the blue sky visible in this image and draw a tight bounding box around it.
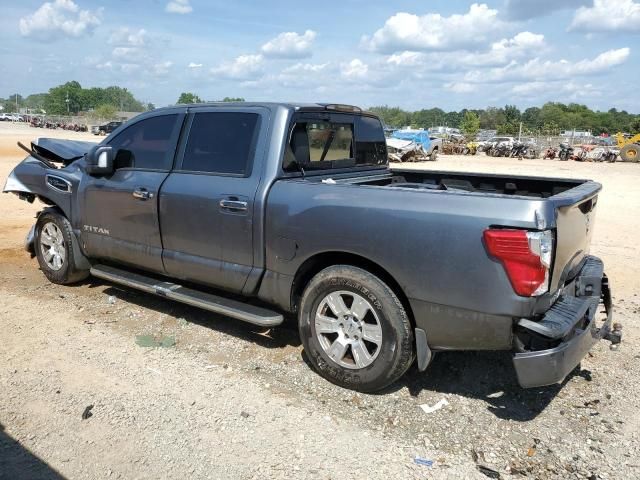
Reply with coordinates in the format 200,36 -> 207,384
1,0 -> 638,112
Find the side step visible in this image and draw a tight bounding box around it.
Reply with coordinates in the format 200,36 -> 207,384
90,264 -> 284,327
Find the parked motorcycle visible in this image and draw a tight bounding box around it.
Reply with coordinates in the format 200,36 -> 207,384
558,143 -> 573,161
494,142 -> 511,157
462,141 -> 479,155
543,147 -> 558,160
510,141 -> 528,159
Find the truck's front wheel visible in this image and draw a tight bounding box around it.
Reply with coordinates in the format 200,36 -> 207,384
35,211 -> 89,285
299,265 -> 414,392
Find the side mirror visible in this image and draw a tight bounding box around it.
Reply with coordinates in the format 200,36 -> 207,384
85,145 -> 114,175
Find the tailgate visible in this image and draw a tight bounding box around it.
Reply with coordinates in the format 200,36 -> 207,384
549,181 -> 602,293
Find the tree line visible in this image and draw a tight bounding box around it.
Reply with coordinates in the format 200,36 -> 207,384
1,81 -> 152,117
0,86 -> 245,117
368,103 -> 640,136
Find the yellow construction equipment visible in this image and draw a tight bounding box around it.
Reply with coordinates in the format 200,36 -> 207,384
613,132 -> 640,162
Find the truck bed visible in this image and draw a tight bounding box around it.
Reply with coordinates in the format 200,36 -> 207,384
354,168 -> 587,199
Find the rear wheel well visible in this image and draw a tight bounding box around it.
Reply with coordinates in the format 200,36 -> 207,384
291,252 -> 415,327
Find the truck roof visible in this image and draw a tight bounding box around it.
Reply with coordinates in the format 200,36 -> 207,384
166,102 -> 369,114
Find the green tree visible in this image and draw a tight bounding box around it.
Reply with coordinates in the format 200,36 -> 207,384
177,92 -> 202,104
479,107 -> 505,130
460,111 -> 480,137
24,93 -> 47,112
91,104 -> 118,120
368,106 -> 412,128
222,97 -> 245,102
44,81 -> 83,114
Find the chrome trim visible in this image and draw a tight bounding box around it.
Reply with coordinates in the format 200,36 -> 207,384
45,174 -> 72,194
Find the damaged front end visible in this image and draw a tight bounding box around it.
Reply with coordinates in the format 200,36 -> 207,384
3,137 -> 96,251
3,137 -> 94,199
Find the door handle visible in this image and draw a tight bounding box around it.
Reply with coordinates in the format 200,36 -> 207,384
219,199 -> 248,212
132,187 -> 153,200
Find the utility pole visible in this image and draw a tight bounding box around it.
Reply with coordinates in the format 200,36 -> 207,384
518,122 -> 522,141
65,91 -> 70,114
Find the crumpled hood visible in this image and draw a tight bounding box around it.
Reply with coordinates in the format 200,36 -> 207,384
32,138 -> 98,165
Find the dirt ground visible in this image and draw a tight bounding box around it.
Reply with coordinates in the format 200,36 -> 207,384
1,122 -> 638,479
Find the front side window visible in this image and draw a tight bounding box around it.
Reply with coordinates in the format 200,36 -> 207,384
181,112 -> 261,175
107,114 -> 179,170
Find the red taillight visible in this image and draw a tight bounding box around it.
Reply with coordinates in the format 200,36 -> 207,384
483,229 -> 552,297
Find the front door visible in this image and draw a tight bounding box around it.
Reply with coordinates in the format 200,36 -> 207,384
159,108 -> 267,293
81,112 -> 184,273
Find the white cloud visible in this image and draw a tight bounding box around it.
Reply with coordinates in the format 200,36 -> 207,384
464,47 -> 630,83
510,81 -> 602,103
109,27 -> 147,47
281,62 -> 328,74
166,0 -> 192,14
210,54 -> 264,80
362,4 -> 502,53
445,82 -> 477,93
276,63 -> 331,87
152,61 -> 173,77
569,0 -> 640,32
188,62 -> 203,68
340,59 -> 369,80
261,30 -> 317,58
490,32 -> 545,59
386,51 -> 427,67
19,0 -> 102,40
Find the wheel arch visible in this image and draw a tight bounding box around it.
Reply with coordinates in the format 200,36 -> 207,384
290,251 -> 415,328
35,206 -> 91,272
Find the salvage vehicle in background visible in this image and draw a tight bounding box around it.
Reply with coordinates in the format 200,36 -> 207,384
386,129 -> 438,162
613,132 -> 640,162
4,102 -> 621,392
93,121 -> 123,136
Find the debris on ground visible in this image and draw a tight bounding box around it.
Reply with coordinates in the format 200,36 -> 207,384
414,457 -> 433,467
81,405 -> 94,420
419,398 -> 449,414
135,335 -> 176,348
477,465 -> 501,479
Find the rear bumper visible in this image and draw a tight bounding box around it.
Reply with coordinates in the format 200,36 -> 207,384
513,258 -> 619,388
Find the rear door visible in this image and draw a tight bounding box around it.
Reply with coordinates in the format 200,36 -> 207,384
81,111 -> 184,272
159,107 -> 267,293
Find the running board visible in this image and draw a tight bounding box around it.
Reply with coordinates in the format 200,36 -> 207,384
90,264 -> 283,327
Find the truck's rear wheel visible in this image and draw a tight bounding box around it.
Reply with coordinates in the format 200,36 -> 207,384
298,265 -> 414,392
620,144 -> 639,162
35,211 -> 89,285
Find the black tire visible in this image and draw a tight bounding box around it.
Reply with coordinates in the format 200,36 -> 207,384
620,144 -> 639,163
35,211 -> 89,285
431,148 -> 438,161
298,265 -> 415,392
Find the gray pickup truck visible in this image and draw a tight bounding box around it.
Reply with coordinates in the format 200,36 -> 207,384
4,102 -> 621,392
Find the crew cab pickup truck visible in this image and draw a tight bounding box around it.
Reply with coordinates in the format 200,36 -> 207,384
3,102 -> 621,392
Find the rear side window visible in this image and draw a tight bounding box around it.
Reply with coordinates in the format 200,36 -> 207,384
307,122 -> 354,162
107,114 -> 179,170
181,112 -> 261,175
355,116 -> 387,165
